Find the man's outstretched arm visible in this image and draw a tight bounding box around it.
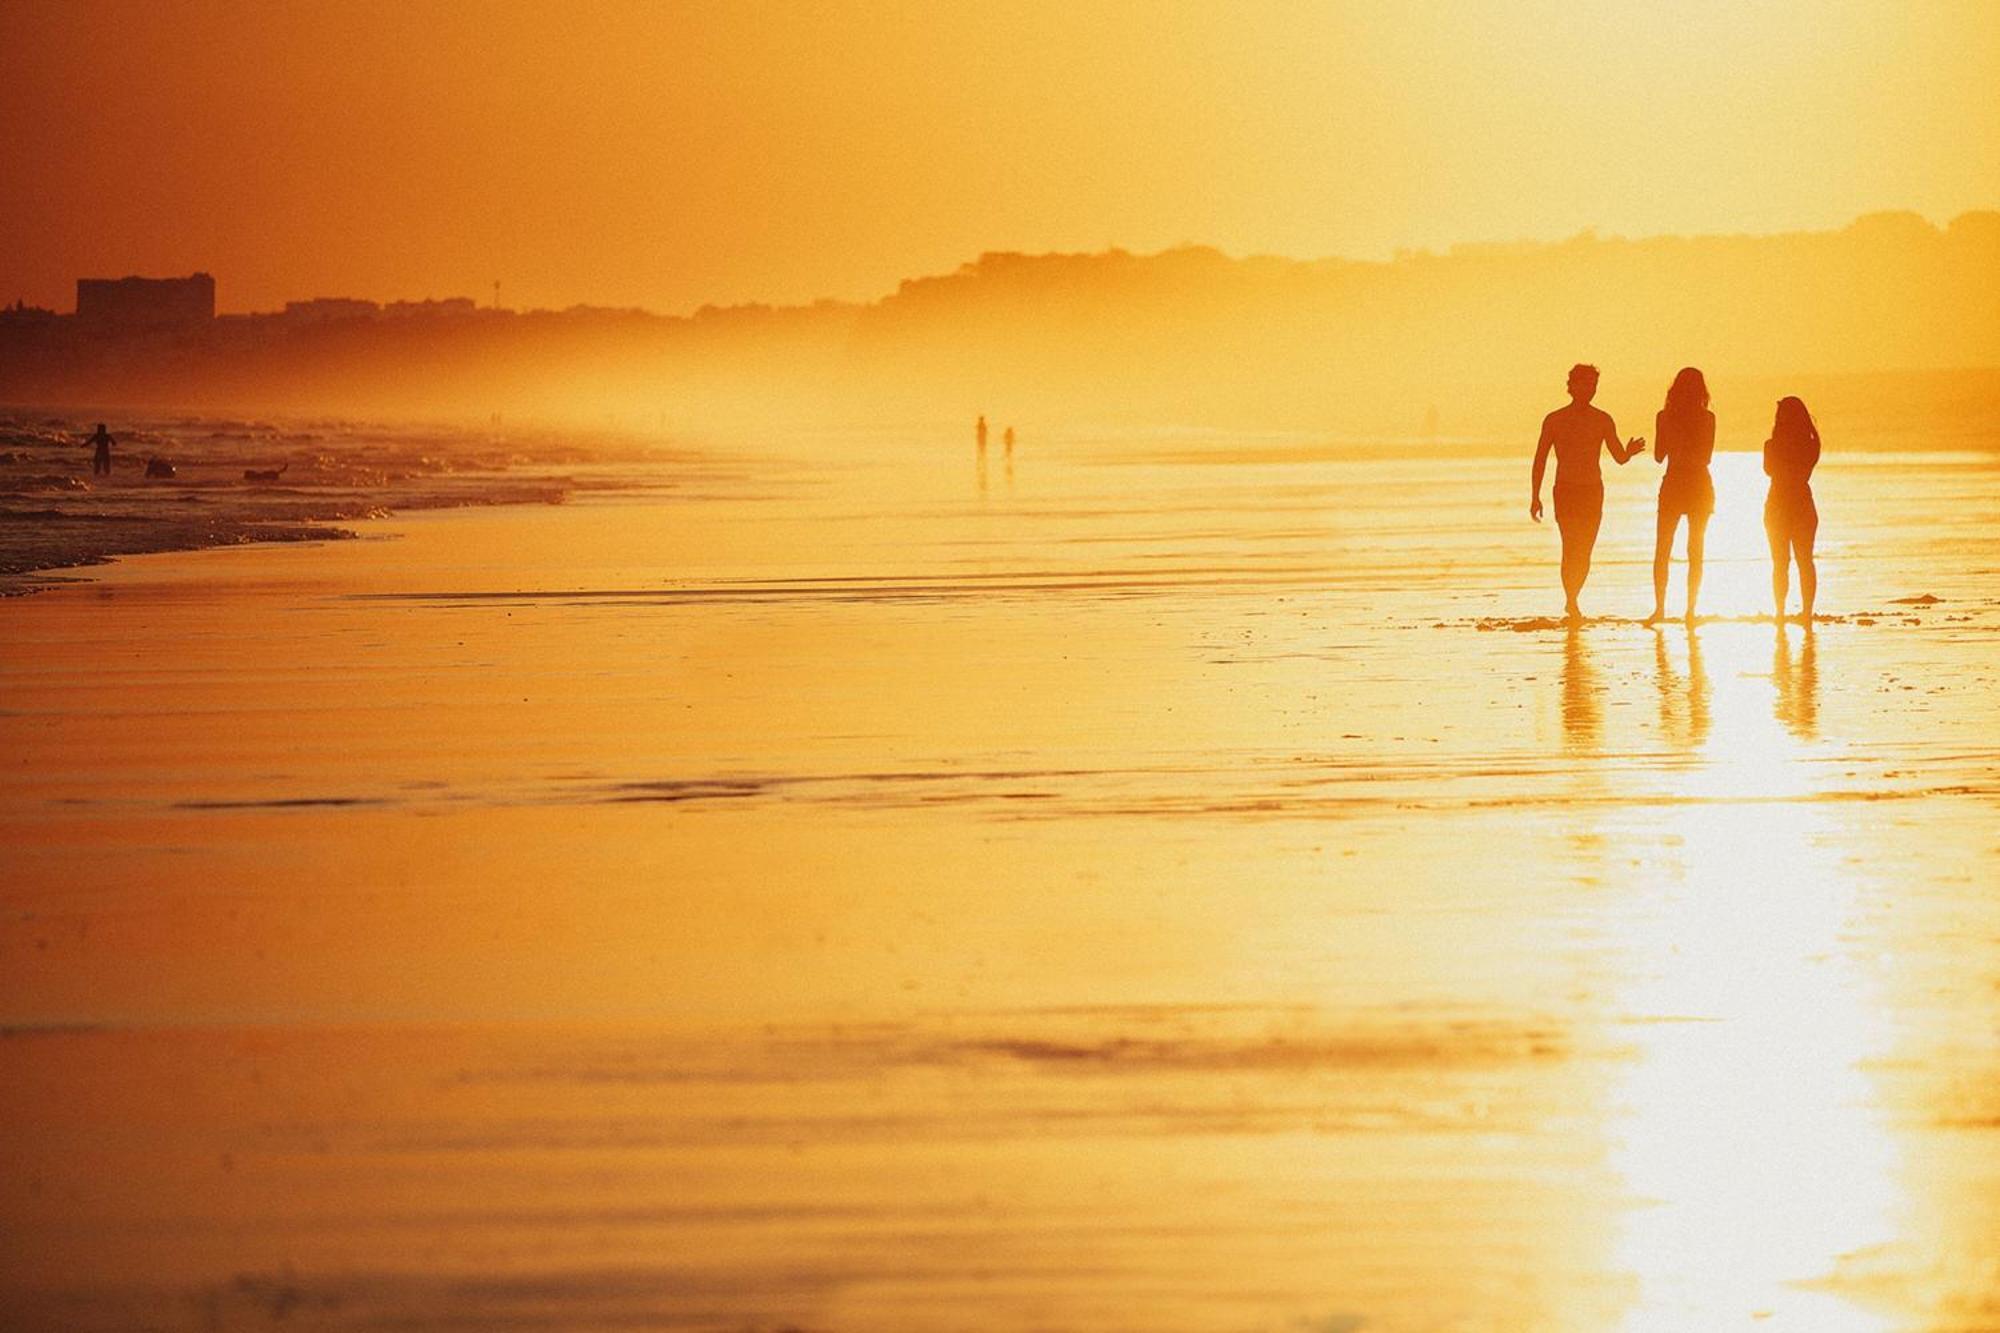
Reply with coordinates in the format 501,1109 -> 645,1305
1605,417 -> 1646,463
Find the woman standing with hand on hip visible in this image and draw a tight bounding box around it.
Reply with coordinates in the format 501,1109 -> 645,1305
1648,367 -> 1716,623
1764,396 -> 1822,624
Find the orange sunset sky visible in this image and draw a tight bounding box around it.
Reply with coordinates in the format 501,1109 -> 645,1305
3,0 -> 1997,316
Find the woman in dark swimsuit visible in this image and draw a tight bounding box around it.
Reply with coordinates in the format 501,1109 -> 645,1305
1648,367 -> 1716,623
1764,396 -> 1822,623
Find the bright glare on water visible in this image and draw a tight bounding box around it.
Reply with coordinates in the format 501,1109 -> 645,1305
1,435 -> 1996,1331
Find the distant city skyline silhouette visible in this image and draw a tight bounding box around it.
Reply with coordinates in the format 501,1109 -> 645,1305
8,209 -> 1994,323
5,211 -> 1996,433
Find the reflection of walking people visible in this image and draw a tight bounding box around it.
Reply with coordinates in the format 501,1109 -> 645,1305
1648,368 -> 1716,623
1773,624 -> 1819,739
1764,396 -> 1821,623
1560,622 -> 1601,754
1530,364 -> 1645,621
1653,622 -> 1710,752
87,422 -> 114,477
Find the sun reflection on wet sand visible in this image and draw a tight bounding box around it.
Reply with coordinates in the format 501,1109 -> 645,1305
1608,622 -> 1903,1331
2,445 -> 1996,1329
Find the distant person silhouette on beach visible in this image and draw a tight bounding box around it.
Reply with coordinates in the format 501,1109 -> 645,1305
1647,367 -> 1716,623
1530,364 -> 1645,621
1003,426 -> 1015,457
976,415 -> 988,452
87,422 -> 114,477
1764,395 -> 1822,623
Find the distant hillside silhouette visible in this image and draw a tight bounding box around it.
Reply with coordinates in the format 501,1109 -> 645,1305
4,211 -> 1996,442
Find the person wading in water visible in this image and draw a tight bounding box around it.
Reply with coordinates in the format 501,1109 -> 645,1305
87,422 -> 115,477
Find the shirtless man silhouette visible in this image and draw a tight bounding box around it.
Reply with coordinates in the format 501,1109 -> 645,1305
1530,364 -> 1645,621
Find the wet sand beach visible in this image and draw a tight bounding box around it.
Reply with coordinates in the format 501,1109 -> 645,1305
2,437 -> 1998,1331
0,414 -> 679,589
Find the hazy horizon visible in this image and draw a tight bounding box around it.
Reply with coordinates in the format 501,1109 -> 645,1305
15,206 -> 2000,322
7,207 -> 1996,437
6,0 -> 1999,315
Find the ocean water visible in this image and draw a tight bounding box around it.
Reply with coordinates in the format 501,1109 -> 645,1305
1,433 -> 1997,1331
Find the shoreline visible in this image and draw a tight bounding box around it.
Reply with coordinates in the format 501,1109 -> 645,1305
0,410 -> 660,594
0,485 -> 567,595
3,440 -> 1997,1330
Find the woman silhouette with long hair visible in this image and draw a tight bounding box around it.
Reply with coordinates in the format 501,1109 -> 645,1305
1648,367 -> 1715,623
1764,396 -> 1821,623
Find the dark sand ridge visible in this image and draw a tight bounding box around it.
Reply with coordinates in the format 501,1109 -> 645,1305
0,413 -> 720,590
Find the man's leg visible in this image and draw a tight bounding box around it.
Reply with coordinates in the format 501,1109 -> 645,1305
1556,511 -> 1582,615
1563,495 -> 1603,618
